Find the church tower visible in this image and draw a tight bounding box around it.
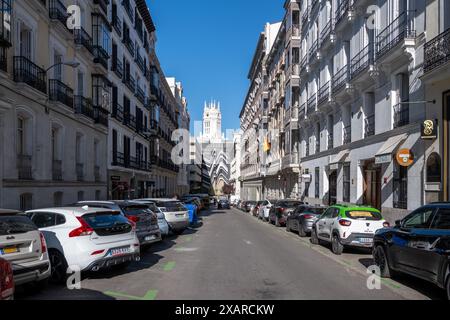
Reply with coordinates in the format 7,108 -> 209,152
202,100 -> 222,143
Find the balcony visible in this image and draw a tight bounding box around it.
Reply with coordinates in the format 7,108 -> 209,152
52,160 -> 62,181
307,94 -> 317,116
424,28 -> 450,74
122,0 -> 134,23
125,75 -> 136,93
49,79 -> 74,108
49,0 -> 71,31
112,102 -> 124,122
123,36 -> 135,57
299,102 -> 306,120
393,103 -> 409,129
112,15 -> 122,37
93,46 -> 109,70
13,56 -> 47,94
135,52 -> 144,72
17,154 -> 32,180
350,43 -> 374,80
0,48 -> 6,72
335,0 -> 350,27
288,24 -> 300,38
74,27 -> 94,55
111,56 -> 123,79
320,20 -> 332,48
364,114 -> 375,138
301,7 -> 309,26
93,0 -> 109,15
76,163 -> 84,182
130,157 -> 151,172
0,0 -> 12,47
376,11 -> 416,61
74,95 -> 94,119
309,40 -> 318,62
300,55 -> 308,74
94,107 -> 109,127
123,112 -> 137,130
318,81 -> 330,106
281,153 -> 300,171
331,65 -> 349,94
328,134 -> 334,150
136,86 -> 145,104
343,125 -> 351,145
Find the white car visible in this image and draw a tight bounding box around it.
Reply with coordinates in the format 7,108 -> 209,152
133,200 -> 169,237
26,207 -> 140,283
258,200 -> 273,221
311,205 -> 389,255
136,199 -> 189,235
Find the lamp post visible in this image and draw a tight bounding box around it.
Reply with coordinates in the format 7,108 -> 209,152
45,60 -> 80,74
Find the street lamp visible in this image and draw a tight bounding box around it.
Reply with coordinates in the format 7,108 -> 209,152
45,60 -> 80,73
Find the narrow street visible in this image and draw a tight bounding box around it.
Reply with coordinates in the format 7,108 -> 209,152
17,208 -> 446,301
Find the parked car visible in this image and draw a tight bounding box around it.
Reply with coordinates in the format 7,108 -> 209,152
218,199 -> 231,210
311,205 -> 388,255
136,199 -> 189,235
257,200 -> 273,221
238,201 -> 247,211
133,200 -> 169,237
269,200 -> 304,227
0,258 -> 14,300
245,201 -> 258,213
373,203 -> 450,300
76,201 -> 161,246
26,207 -> 140,283
0,209 -> 51,288
286,205 -> 327,237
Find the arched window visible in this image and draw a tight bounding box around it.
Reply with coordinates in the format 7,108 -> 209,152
427,153 -> 441,183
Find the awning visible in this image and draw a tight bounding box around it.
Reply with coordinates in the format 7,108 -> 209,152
330,150 -> 350,165
375,134 -> 408,157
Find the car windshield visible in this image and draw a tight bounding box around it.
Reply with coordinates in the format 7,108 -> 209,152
0,215 -> 37,235
157,202 -> 186,211
82,211 -> 130,229
121,205 -> 152,216
303,208 -> 326,215
345,210 -> 382,221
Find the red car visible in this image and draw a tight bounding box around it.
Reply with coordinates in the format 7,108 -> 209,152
0,258 -> 14,300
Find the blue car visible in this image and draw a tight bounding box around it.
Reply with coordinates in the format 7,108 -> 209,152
183,201 -> 198,226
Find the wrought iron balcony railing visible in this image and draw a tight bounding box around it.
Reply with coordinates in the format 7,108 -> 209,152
331,65 -> 349,94
318,81 -> 330,105
309,40 -> 318,60
112,14 -> 122,37
320,20 -> 332,46
93,46 -> 109,69
49,79 -> 74,108
335,0 -> 350,26
343,125 -> 351,145
74,27 -> 94,55
17,154 -> 32,180
424,28 -> 450,74
135,52 -> 144,72
136,86 -> 145,104
74,95 -> 94,119
122,0 -> 134,23
123,36 -> 135,57
350,43 -> 374,79
112,102 -> 124,122
0,0 -> 12,47
364,114 -> 375,138
376,11 -> 416,60
111,56 -> 123,79
393,102 -> 409,129
125,75 -> 136,93
49,0 -> 70,31
307,94 -> 317,115
94,107 -> 109,127
13,56 -> 47,94
93,0 -> 109,15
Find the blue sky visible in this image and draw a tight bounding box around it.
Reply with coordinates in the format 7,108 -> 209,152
147,0 -> 285,133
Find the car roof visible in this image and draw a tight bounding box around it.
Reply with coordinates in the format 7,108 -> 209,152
0,209 -> 23,216
135,198 -> 178,202
27,207 -> 120,216
331,204 -> 381,212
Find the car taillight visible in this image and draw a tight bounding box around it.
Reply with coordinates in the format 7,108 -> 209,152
127,215 -> 140,223
279,208 -> 285,213
383,222 -> 390,228
0,259 -> 14,299
39,232 -> 47,253
69,217 -> 94,238
303,214 -> 314,219
91,250 -> 105,256
339,219 -> 352,227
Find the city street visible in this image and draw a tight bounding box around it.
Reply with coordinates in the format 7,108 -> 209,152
17,208 -> 446,301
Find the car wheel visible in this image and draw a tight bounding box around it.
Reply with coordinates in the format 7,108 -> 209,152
311,228 -> 319,245
373,245 -> 395,279
49,250 -> 68,284
172,228 -> 186,235
298,222 -> 307,237
331,234 -> 344,255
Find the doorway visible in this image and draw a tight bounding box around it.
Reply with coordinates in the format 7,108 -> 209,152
444,91 -> 450,200
329,171 -> 337,205
363,161 -> 381,210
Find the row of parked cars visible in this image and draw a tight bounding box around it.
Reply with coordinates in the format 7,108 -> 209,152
0,196 -> 207,300
237,199 -> 450,299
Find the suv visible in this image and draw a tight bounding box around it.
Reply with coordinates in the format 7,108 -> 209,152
286,205 -> 327,237
76,201 -> 161,246
269,200 -> 304,227
27,207 -> 140,282
258,200 -> 272,221
311,205 -> 388,255
0,210 -> 51,288
373,203 -> 450,300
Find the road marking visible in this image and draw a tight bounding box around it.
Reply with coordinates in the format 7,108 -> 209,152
184,236 -> 193,243
244,240 -> 252,245
104,289 -> 158,301
174,247 -> 198,252
164,261 -> 176,272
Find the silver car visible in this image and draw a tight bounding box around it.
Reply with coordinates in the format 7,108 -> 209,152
0,210 -> 51,287
133,200 -> 169,237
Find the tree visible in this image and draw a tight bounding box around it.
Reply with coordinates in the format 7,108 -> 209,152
222,184 -> 235,196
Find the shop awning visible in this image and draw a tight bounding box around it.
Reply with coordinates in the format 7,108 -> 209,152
375,134 -> 408,157
329,149 -> 350,165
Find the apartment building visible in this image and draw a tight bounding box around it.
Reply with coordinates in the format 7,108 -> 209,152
230,131 -> 242,199
240,22 -> 281,201
422,0 -> 450,203
189,136 -> 202,193
0,0 -> 109,210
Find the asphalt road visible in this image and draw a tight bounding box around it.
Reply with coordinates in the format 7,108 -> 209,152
17,208 -> 446,300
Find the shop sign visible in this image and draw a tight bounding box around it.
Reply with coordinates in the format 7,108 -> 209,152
329,163 -> 339,171
301,174 -> 311,183
421,119 -> 437,140
111,176 -> 121,181
375,154 -> 392,165
396,149 -> 414,167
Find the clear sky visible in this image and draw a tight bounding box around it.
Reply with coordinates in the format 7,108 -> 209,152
147,0 -> 285,133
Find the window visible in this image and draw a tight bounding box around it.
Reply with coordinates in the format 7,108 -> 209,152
431,209 -> 450,230
393,164 -> 408,209
343,164 -> 350,202
95,190 -> 101,201
17,117 -> 25,155
20,193 -> 33,211
30,212 -> 66,228
77,191 -> 84,201
426,153 -> 441,183
53,192 -> 63,207
76,133 -> 83,164
315,167 -> 320,199
403,208 -> 435,229
19,24 -> 32,60
53,52 -> 62,80
305,181 -> 310,198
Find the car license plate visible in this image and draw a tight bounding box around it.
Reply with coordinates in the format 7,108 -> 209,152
176,213 -> 185,217
0,246 -> 19,255
145,235 -> 156,241
108,247 -> 131,257
359,238 -> 373,244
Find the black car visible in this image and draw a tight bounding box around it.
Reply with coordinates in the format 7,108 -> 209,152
373,203 -> 450,299
268,200 -> 304,227
218,199 -> 230,209
286,205 -> 326,237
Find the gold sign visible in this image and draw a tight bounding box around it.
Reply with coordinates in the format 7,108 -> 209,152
421,119 -> 437,139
